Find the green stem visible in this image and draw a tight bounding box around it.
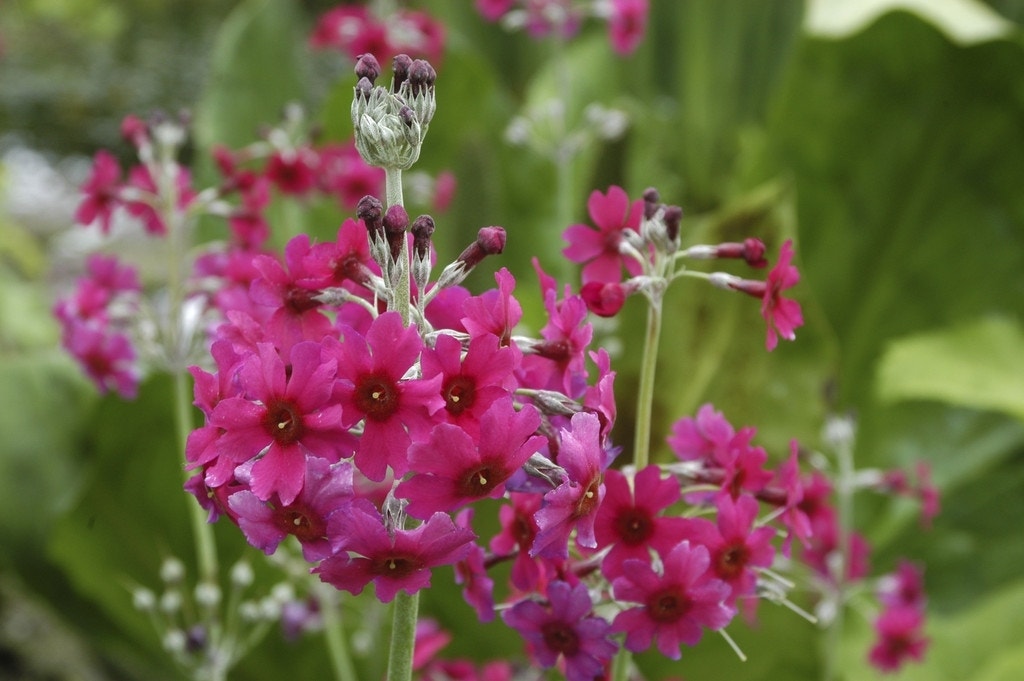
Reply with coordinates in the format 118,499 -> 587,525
824,420 -> 855,681
319,588 -> 358,681
385,167 -> 410,326
610,647 -> 633,681
633,295 -> 664,470
173,368 -> 219,587
386,591 -> 419,681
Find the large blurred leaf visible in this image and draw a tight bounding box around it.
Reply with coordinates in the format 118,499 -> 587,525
877,316 -> 1024,421
806,0 -> 1016,44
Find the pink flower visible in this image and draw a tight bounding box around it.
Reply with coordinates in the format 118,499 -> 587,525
531,412 -> 606,559
207,341 -> 347,505
594,466 -> 688,579
317,142 -> 385,209
773,440 -> 813,556
265,148 -> 319,196
315,500 -> 475,603
611,541 -> 734,659
607,0 -> 649,55
562,185 -> 644,284
60,321 -> 138,398
868,606 -> 929,672
878,561 -> 926,611
229,458 -> 354,561
490,492 -> 544,591
327,311 -> 444,482
420,333 -> 517,436
452,509 -> 496,622
301,217 -> 379,291
123,164 -> 195,235
679,495 -> 775,606
761,239 -> 803,350
502,580 -> 617,681
667,403 -> 736,464
75,150 -> 122,232
475,0 -> 514,22
461,268 -> 523,349
396,398 -> 544,518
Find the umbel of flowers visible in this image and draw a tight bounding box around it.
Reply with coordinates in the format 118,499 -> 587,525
59,48 -> 935,681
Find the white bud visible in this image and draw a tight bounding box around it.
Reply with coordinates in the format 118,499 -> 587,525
160,557 -> 185,584
194,582 -> 222,608
230,561 -> 254,588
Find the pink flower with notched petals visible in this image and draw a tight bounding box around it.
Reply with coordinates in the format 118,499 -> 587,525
317,142 -> 385,210
206,341 -> 347,505
75,150 -> 123,232
461,267 -> 523,349
562,185 -> 645,284
491,492 -> 545,591
326,311 -> 444,482
519,271 -> 593,396
607,0 -> 649,55
502,580 -> 617,681
594,466 -> 688,580
531,412 -> 607,559
611,541 -> 734,659
314,499 -> 475,603
868,605 -> 929,672
229,458 -> 354,561
397,397 -> 544,518
667,403 -> 736,464
761,239 -> 803,350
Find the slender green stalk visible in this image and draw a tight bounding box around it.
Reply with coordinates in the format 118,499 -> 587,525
173,368 -> 219,588
385,167 -> 411,326
386,591 -> 420,681
632,296 -> 664,470
610,647 -> 632,681
824,423 -> 855,681
319,589 -> 358,681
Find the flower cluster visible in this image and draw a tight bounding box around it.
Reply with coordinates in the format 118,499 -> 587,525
310,3 -> 445,64
476,0 -> 650,55
59,37 -> 935,681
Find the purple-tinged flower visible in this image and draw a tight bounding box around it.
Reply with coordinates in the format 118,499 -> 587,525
502,580 -> 617,681
594,466 -> 688,580
679,495 -> 775,606
868,605 -> 929,672
452,509 -> 496,622
667,403 -> 736,464
519,269 -> 593,396
607,0 -> 649,55
461,268 -> 523,350
206,341 -> 346,505
229,458 -> 354,561
327,311 -> 444,482
75,150 -> 123,232
531,412 -> 606,559
61,321 -> 138,398
562,186 -> 644,284
611,541 -> 734,659
397,398 -> 543,518
490,492 -> 544,591
315,500 -> 475,603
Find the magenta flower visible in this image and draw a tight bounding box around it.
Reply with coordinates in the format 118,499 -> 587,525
475,0 -> 514,22
207,341 -> 346,505
75,150 -> 122,232
761,239 -> 803,350
773,440 -> 813,556
327,311 -> 444,482
315,500 -> 475,603
452,508 -> 496,622
123,164 -> 195,235
502,580 -> 617,681
317,142 -> 385,210
397,398 -> 544,518
679,495 -> 775,606
879,560 -> 926,611
461,267 -> 523,349
594,466 -> 688,580
667,403 -> 736,464
265,148 -> 319,196
868,605 -> 929,672
611,541 -> 734,659
562,185 -> 644,284
60,320 -> 138,398
490,492 -> 544,591
531,412 -> 606,559
419,332 -> 516,437
301,217 -> 378,291
229,458 -> 354,561
519,281 -> 593,396
607,0 -> 649,55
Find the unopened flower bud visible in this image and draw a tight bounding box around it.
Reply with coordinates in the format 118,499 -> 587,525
195,582 -> 222,608
392,54 -> 413,93
357,195 -> 384,237
408,59 -> 436,96
411,214 -> 435,261
457,226 -> 506,268
355,76 -> 374,102
383,204 -> 410,260
642,187 -> 660,219
132,588 -> 156,612
160,557 -> 185,584
163,630 -> 187,654
230,560 -> 254,588
355,53 -> 381,84
581,281 -> 627,317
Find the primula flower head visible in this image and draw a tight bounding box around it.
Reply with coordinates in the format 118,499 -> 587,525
562,185 -> 644,284
315,500 -> 475,603
761,239 -> 803,351
868,605 -> 929,672
75,149 -> 122,233
501,580 -> 617,681
611,541 -> 734,659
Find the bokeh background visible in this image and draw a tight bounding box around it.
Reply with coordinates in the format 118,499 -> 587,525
2,1 -> 1023,679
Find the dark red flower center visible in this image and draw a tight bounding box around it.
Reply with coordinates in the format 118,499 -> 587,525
714,542 -> 750,581
285,286 -> 322,314
456,465 -> 500,498
512,511 -> 536,547
613,508 -> 653,546
573,477 -> 602,519
273,503 -> 325,544
371,555 -> 421,579
263,399 -> 304,445
541,621 -> 580,656
354,373 -> 399,421
646,586 -> 691,623
442,375 -> 476,415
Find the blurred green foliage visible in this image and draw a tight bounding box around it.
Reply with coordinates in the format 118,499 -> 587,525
2,0 -> 1023,679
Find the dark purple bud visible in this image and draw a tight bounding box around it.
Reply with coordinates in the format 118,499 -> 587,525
355,53 -> 381,83
411,214 -> 435,260
383,204 -> 410,259
357,195 -> 384,240
355,77 -> 374,102
456,226 -> 506,269
399,105 -> 416,128
392,54 -> 413,92
408,59 -> 436,96
715,238 -> 768,268
663,205 -> 683,242
642,187 -> 661,220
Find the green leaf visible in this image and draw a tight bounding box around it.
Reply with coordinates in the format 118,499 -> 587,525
877,317 -> 1024,421
805,0 -> 1016,45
